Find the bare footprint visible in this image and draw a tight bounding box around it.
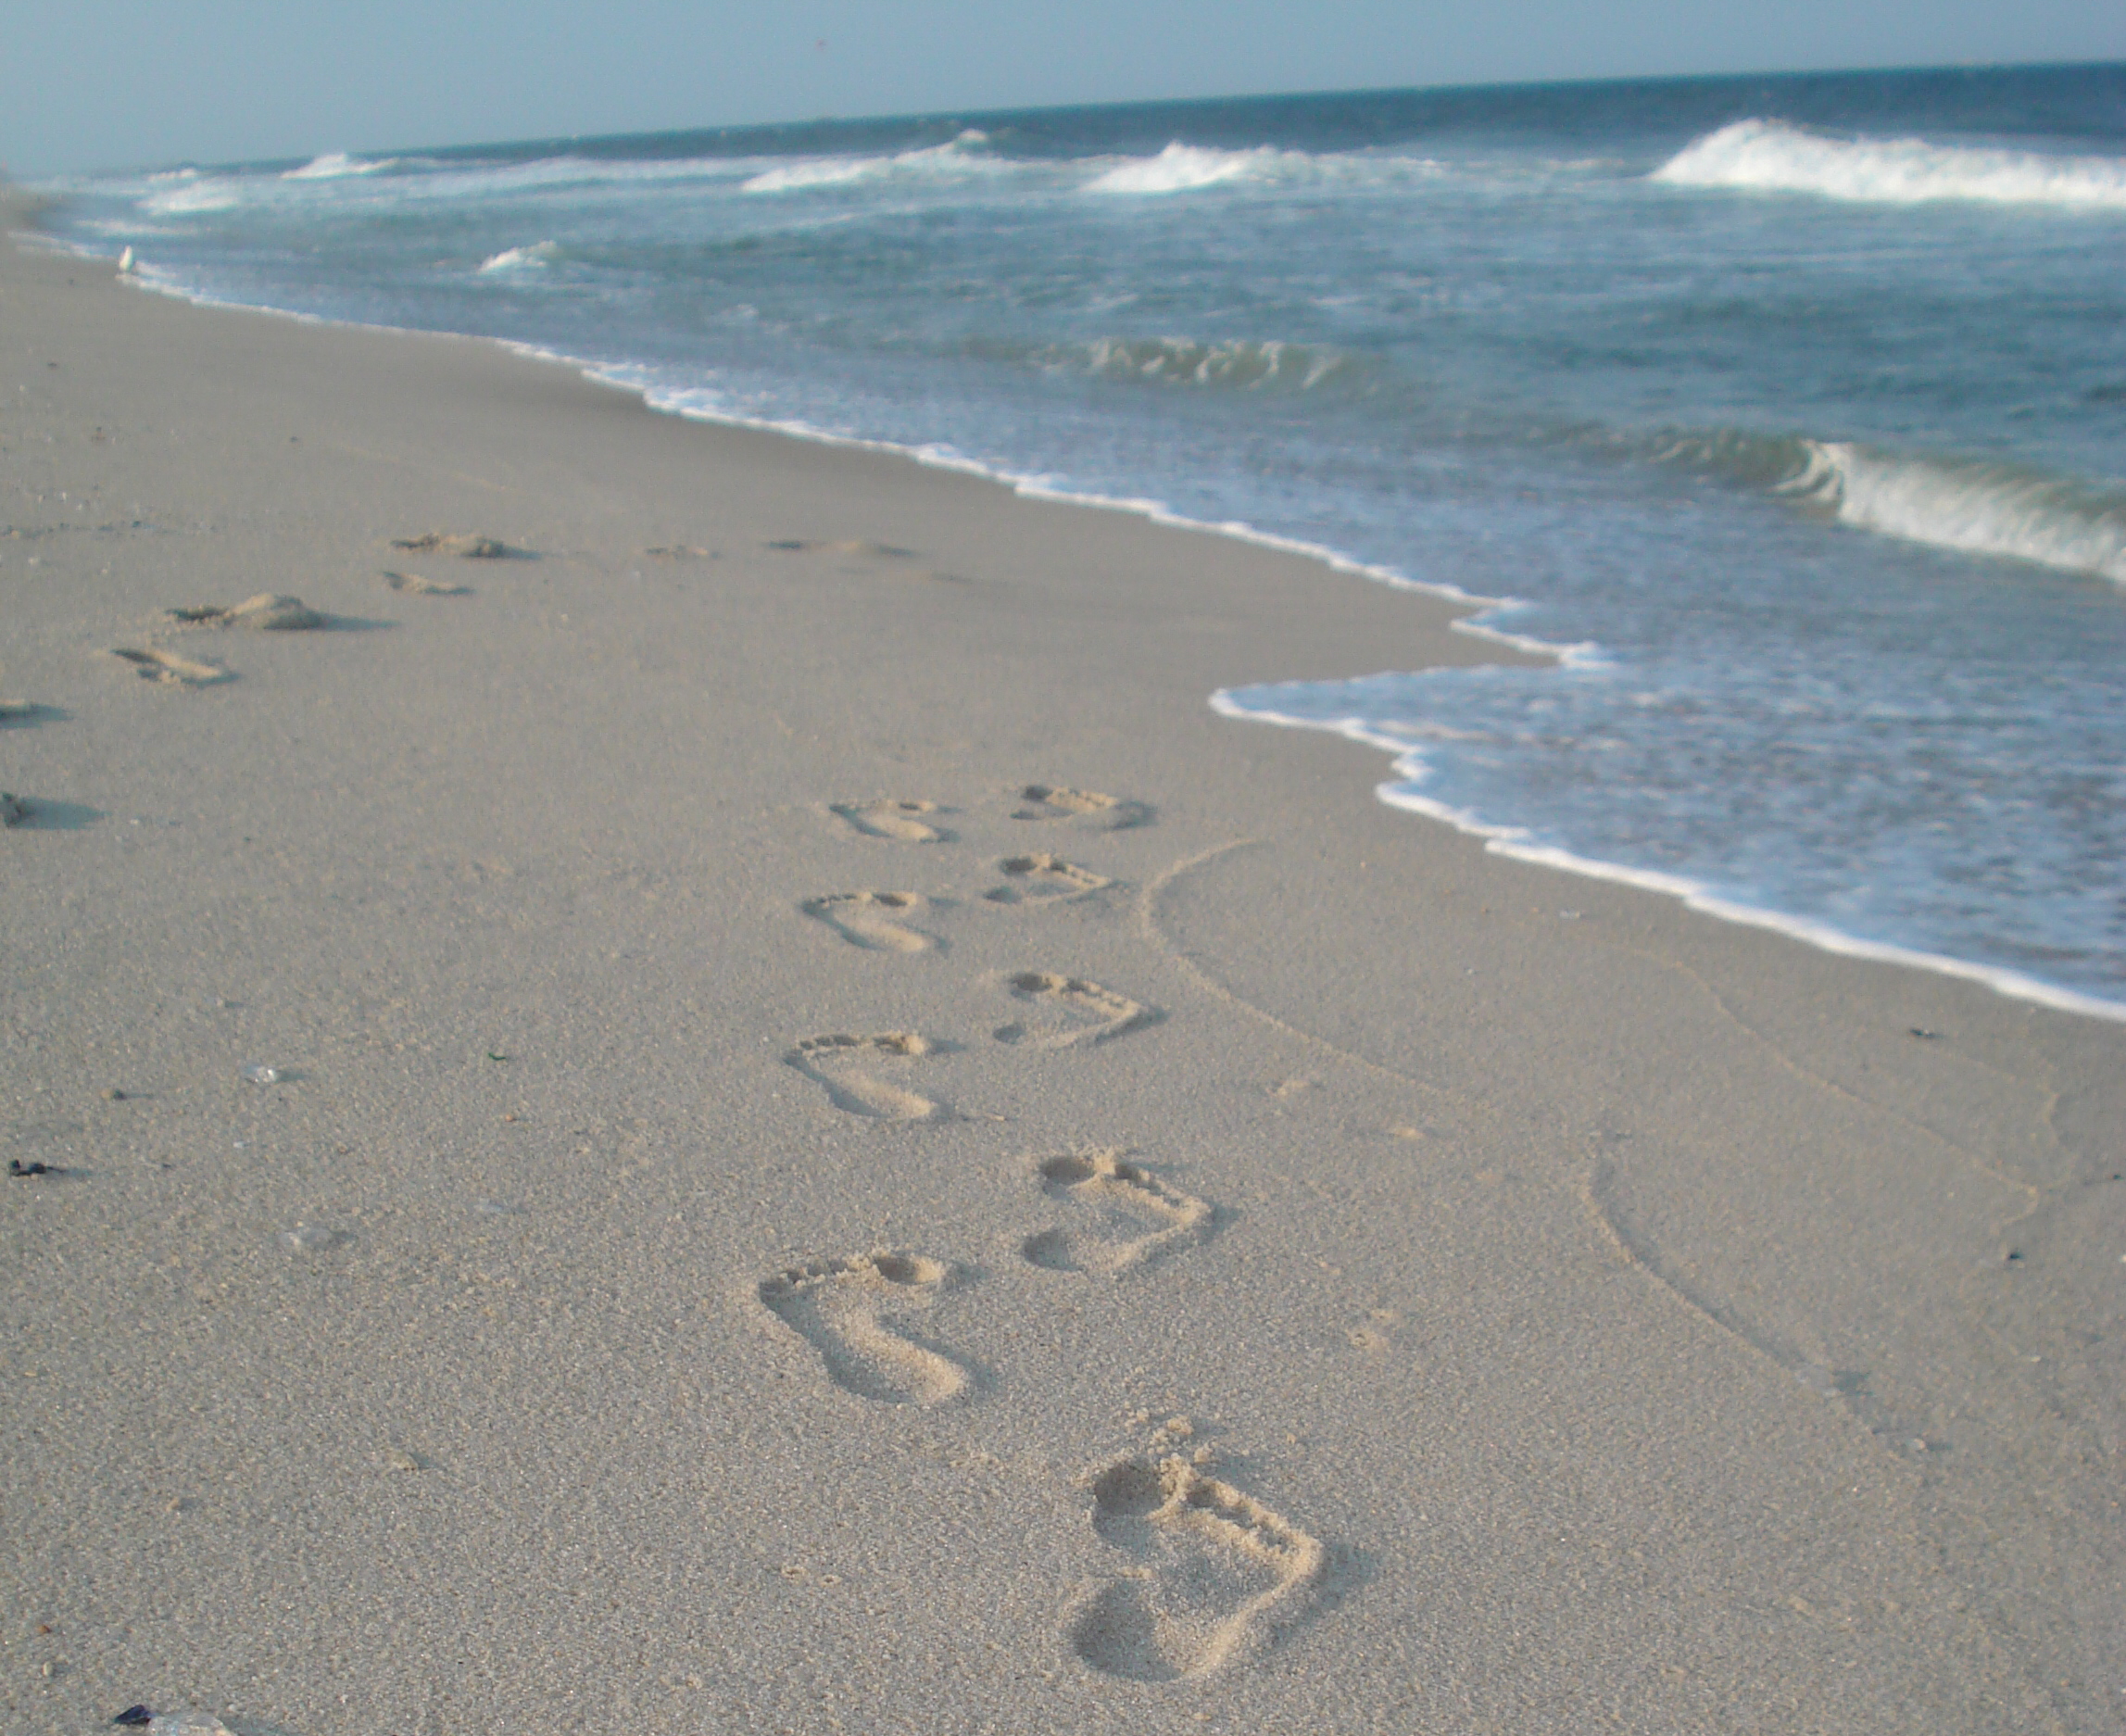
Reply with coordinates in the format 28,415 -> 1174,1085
983,854 -> 1113,905
757,1251 -> 970,1405
829,799 -> 951,844
1012,785 -> 1151,829
786,1033 -> 950,1121
111,647 -> 227,686
1070,1455 -> 1323,1681
1021,1150 -> 1212,1276
167,593 -> 325,630
380,570 -> 470,596
993,973 -> 1155,1049
764,537 -> 917,560
390,532 -> 516,558
801,891 -> 935,953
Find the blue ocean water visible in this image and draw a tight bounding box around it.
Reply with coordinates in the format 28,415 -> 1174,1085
34,66 -> 2126,1014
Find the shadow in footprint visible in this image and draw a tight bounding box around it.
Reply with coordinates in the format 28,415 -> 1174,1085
994,973 -> 1157,1050
829,799 -> 953,844
1071,1455 -> 1323,1681
1,797 -> 104,831
800,891 -> 937,953
380,570 -> 472,596
111,647 -> 228,686
786,1033 -> 951,1122
757,1251 -> 971,1405
390,532 -> 530,559
1022,1150 -> 1213,1275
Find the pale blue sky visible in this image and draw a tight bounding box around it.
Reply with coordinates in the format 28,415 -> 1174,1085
6,0 -> 2121,175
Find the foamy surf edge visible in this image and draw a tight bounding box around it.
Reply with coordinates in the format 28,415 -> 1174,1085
1211,694 -> 2126,1025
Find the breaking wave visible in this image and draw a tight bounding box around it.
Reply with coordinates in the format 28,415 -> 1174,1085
1653,120 -> 2126,211
1086,143 -> 1288,195
1651,427 -> 2126,583
283,152 -> 396,181
1786,443 -> 2126,582
741,130 -> 998,195
478,240 -> 561,273
1053,335 -> 1365,392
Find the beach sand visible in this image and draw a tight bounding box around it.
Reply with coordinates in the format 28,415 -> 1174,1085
3,203 -> 2120,1733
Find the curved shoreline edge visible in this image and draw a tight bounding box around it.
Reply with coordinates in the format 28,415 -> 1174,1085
21,208 -> 2120,1026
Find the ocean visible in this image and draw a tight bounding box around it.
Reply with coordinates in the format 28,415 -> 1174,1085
31,64 -> 2126,1017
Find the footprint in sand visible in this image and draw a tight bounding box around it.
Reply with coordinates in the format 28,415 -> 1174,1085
167,593 -> 325,630
763,537 -> 917,560
993,973 -> 1155,1050
801,891 -> 936,953
380,570 -> 471,596
786,1033 -> 950,1121
829,799 -> 952,844
1070,1454 -> 1324,1681
983,853 -> 1113,905
110,647 -> 227,686
757,1251 -> 970,1405
390,532 -> 516,558
1012,785 -> 1151,830
1021,1150 -> 1212,1276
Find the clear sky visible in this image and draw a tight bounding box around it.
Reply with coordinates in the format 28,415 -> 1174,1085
6,0 -> 2121,176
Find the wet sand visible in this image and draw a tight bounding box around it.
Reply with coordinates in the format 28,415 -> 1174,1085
3,204 -> 2121,1734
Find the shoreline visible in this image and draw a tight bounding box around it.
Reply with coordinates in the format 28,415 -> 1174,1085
32,213 -> 2122,1028
5,208 -> 2123,1734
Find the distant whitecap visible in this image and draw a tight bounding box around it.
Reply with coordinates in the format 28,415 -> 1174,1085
1654,120 -> 2126,210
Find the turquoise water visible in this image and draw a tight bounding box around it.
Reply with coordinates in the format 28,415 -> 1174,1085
35,65 -> 2126,1013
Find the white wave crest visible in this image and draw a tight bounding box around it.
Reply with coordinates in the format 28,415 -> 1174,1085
478,240 -> 560,273
284,152 -> 396,181
1654,120 -> 2126,211
1067,335 -> 1357,391
1086,143 -> 1283,195
142,178 -> 245,215
741,130 -> 995,195
1782,442 -> 2126,583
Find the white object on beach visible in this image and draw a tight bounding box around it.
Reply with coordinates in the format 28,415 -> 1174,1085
147,1715 -> 234,1736
241,1063 -> 279,1084
118,246 -> 136,275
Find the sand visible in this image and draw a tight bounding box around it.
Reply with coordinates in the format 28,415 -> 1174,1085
2,202 -> 2121,1734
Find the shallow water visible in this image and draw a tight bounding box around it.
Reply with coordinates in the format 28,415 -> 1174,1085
35,64 -> 2126,1013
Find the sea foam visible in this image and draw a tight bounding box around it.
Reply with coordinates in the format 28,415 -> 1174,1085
1654,120 -> 2126,210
